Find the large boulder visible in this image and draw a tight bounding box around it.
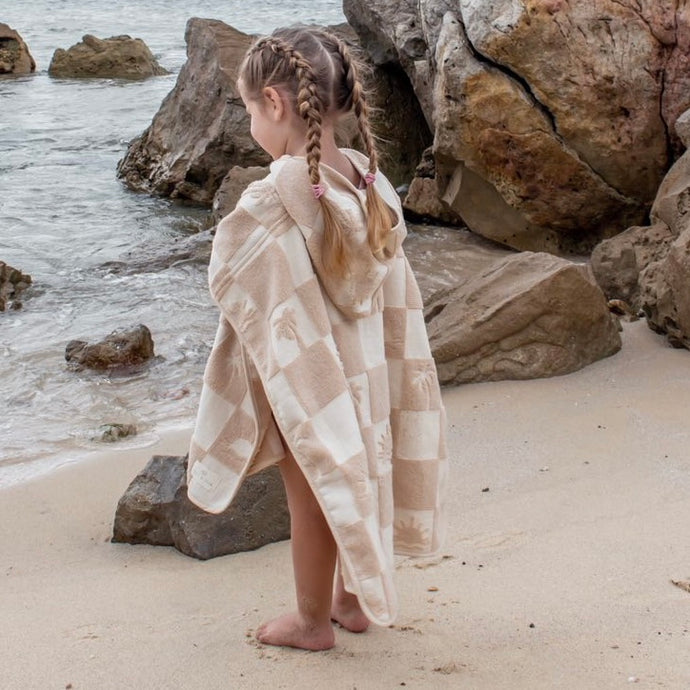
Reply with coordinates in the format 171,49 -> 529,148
640,227 -> 690,349
112,455 -> 290,560
48,34 -> 169,79
589,223 -> 674,312
591,116 -> 690,349
117,20 -> 265,204
0,261 -> 32,311
344,0 -> 690,254
117,19 -> 431,206
0,24 -> 36,75
65,324 -> 155,371
425,252 -> 621,383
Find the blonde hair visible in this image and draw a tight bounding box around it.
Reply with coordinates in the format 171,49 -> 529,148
238,27 -> 396,276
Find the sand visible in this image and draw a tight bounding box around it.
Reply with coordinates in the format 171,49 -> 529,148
1,320 -> 689,689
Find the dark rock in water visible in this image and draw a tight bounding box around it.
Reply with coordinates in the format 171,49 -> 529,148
101,229 -> 213,275
117,20 -> 265,204
65,324 -> 155,371
0,261 -> 32,311
112,455 -> 290,560
93,423 -> 137,443
48,34 -> 169,79
0,24 -> 36,75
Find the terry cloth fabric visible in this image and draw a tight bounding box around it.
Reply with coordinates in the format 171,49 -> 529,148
187,149 -> 448,626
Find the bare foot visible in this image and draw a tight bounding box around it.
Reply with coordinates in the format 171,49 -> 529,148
255,612 -> 335,651
331,600 -> 370,633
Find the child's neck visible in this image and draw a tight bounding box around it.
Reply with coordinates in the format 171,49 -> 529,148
290,126 -> 360,188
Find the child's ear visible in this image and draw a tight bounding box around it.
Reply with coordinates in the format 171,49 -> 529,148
262,87 -> 286,121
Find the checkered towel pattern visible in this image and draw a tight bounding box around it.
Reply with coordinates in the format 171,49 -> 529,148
188,150 -> 447,625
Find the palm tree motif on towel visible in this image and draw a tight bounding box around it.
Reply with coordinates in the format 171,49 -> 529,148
376,424 -> 392,466
412,361 -> 437,408
274,307 -> 307,351
394,516 -> 430,552
228,299 -> 256,334
350,382 -> 365,419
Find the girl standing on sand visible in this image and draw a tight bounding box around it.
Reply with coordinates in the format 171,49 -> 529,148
187,26 -> 447,651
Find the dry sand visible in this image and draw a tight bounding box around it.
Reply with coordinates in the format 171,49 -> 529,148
1,320 -> 689,689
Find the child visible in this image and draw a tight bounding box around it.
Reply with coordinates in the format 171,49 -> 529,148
187,26 -> 447,651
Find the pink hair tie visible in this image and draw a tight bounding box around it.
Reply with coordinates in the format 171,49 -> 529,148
312,183 -> 326,199
364,171 -> 376,186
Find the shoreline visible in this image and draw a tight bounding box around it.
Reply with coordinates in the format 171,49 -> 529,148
1,320 -> 689,689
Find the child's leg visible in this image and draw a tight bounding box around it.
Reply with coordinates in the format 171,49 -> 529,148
331,563 -> 370,633
255,449 -> 337,650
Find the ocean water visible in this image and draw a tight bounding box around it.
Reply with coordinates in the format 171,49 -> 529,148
0,1 -> 346,486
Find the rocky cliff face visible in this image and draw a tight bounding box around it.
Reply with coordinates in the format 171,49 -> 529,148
117,19 -> 430,205
344,0 -> 690,254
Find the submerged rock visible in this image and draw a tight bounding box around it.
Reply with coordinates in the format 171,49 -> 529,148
0,261 -> 32,311
0,24 -> 36,75
112,455 -> 290,560
65,324 -> 155,371
49,34 -> 169,79
93,423 -> 137,443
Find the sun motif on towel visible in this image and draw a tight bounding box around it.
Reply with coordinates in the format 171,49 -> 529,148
394,516 -> 430,551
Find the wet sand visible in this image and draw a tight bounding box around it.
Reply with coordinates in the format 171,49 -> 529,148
1,320 -> 689,689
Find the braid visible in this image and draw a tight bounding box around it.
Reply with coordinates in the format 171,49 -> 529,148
332,38 -> 378,177
252,36 -> 325,189
331,35 -> 395,258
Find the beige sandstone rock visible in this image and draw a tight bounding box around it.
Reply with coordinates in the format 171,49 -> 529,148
640,228 -> 690,349
48,34 -> 168,79
590,224 -> 674,311
0,23 -> 36,75
425,252 -> 621,383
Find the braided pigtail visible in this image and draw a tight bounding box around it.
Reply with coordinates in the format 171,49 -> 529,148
252,35 -> 350,276
333,37 -> 396,260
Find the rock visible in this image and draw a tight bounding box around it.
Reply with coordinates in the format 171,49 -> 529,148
676,108 -> 690,149
404,223 -> 514,303
48,34 -> 168,79
403,148 -> 459,223
117,19 -> 430,206
589,224 -> 675,311
117,20 -> 266,204
0,24 -> 36,75
0,261 -> 32,311
65,324 -> 155,371
112,455 -> 290,560
425,252 -> 621,383
93,423 -> 137,443
640,227 -> 690,348
592,144 -> 690,347
212,166 -> 268,225
344,0 -> 690,253
100,229 -> 214,275
650,148 -> 690,234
